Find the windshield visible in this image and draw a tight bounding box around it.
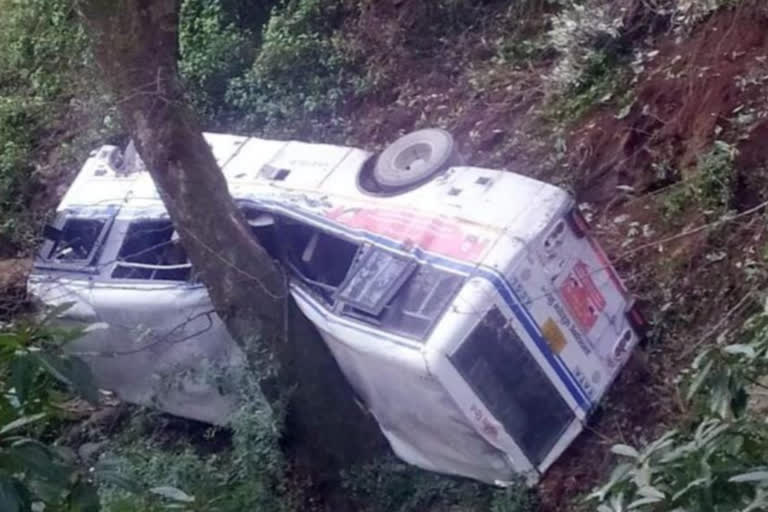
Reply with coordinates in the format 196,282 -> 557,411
450,307 -> 575,466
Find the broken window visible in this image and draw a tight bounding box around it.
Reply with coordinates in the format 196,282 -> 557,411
241,206 -> 280,259
338,247 -> 417,315
278,218 -> 360,303
112,220 -> 191,281
342,261 -> 463,340
46,218 -> 106,263
39,214 -> 113,271
450,307 -> 575,466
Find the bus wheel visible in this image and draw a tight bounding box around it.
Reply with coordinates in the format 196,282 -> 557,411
371,128 -> 463,191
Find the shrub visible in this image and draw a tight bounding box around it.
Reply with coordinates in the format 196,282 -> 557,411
226,0 -> 365,129
342,456 -> 537,512
100,377 -> 295,512
546,0 -> 624,92
662,141 -> 737,220
589,299 -> 768,511
0,311 -> 105,512
179,0 -> 257,120
0,0 -> 111,253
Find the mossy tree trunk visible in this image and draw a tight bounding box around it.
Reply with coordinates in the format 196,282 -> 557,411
75,0 -> 385,481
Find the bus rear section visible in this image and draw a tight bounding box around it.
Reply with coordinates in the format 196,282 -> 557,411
511,206 -> 645,412
430,203 -> 646,478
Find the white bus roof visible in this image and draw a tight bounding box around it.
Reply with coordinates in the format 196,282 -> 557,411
59,134 -> 570,262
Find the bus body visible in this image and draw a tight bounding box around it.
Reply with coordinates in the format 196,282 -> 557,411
28,133 -> 642,484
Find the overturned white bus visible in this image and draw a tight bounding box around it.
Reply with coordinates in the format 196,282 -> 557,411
28,129 -> 645,485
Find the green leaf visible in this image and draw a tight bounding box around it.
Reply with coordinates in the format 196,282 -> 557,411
723,344 -> 756,358
149,486 -> 195,503
69,482 -> 100,512
0,332 -> 22,352
611,444 -> 640,458
10,354 -> 39,406
729,471 -> 768,483
628,496 -> 662,509
0,475 -> 30,512
35,353 -> 99,404
8,440 -> 73,485
0,414 -> 47,437
686,359 -> 713,401
671,477 -> 708,501
0,394 -> 16,426
637,485 -> 665,499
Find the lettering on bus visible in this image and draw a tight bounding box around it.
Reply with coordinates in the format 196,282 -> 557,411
572,366 -> 597,401
469,403 -> 499,440
510,275 -> 592,357
544,291 -> 592,356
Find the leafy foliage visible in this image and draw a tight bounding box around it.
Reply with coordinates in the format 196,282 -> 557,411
178,0 -> 257,120
0,308 -> 104,512
0,0 -> 115,253
226,0 -> 364,129
590,420 -> 768,512
663,141 -> 737,220
342,456 -> 537,512
589,299 -> 768,511
99,377 -> 295,512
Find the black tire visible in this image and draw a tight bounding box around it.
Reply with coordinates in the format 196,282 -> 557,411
372,128 -> 463,190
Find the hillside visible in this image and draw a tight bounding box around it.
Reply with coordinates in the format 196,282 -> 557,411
2,1 -> 768,511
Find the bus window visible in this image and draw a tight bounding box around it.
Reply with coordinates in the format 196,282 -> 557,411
111,220 -> 191,281
342,261 -> 463,341
278,218 -> 360,304
450,307 -> 575,466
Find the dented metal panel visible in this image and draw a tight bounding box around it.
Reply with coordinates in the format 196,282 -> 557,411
28,132 -> 641,486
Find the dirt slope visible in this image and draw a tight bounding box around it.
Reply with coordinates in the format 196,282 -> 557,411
3,2 -> 768,510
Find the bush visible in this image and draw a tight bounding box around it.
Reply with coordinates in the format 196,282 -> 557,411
662,141 -> 737,220
342,456 -> 537,512
589,299 -> 768,511
226,0 -> 365,129
179,0 -> 258,120
0,311 -> 105,512
0,0 -> 113,253
100,378 -> 296,512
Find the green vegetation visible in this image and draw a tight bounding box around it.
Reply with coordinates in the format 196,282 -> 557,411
662,141 -> 737,220
588,303 -> 768,511
342,456 -> 537,512
99,394 -> 294,512
3,0 -> 768,511
226,0 -> 364,129
0,0 -> 115,253
0,308 -> 102,512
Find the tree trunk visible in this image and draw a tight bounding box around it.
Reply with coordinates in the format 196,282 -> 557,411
75,0 -> 385,481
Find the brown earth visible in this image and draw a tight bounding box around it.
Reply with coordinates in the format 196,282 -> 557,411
568,5 -> 768,204
3,2 -> 768,511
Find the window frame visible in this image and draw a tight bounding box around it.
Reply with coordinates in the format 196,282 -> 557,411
449,306 -> 575,467
37,210 -> 116,274
273,214 -> 363,306
110,218 -> 193,282
338,251 -> 465,342
336,245 -> 418,316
